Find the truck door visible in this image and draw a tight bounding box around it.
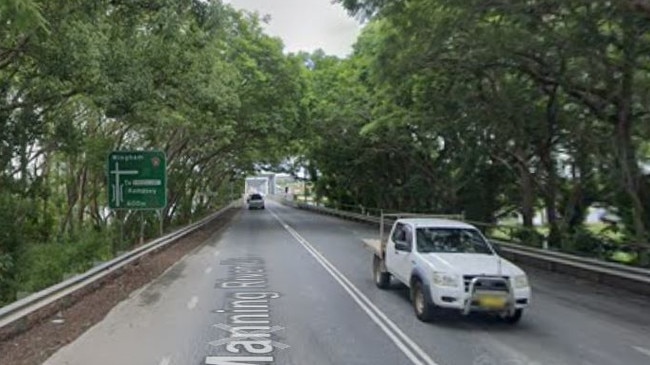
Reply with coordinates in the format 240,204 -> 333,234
387,223 -> 414,284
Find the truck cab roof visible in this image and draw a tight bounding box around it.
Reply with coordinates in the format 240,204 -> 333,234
396,218 -> 475,230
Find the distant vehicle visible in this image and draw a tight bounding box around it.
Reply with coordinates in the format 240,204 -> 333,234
371,214 -> 531,324
246,193 -> 265,210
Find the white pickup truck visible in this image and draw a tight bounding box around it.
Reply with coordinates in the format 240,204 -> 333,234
371,214 -> 531,323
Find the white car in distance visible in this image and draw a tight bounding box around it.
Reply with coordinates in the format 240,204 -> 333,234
372,215 -> 531,323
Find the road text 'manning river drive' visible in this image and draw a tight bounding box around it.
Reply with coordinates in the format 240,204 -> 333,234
206,257 -> 287,365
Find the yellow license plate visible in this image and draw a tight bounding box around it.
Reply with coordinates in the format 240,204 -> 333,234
477,295 -> 507,309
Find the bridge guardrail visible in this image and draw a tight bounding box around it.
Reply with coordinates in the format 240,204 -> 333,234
282,199 -> 650,296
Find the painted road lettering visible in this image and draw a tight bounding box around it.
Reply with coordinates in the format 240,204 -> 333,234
206,257 -> 288,364
215,258 -> 268,289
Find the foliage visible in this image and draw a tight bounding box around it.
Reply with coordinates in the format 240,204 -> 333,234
4,0 -> 650,303
15,229 -> 113,294
562,228 -> 606,257
0,0 -> 304,305
295,0 -> 650,256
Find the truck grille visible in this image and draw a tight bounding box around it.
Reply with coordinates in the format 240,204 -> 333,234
463,275 -> 510,293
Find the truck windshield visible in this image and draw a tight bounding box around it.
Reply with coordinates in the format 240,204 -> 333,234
416,227 -> 493,254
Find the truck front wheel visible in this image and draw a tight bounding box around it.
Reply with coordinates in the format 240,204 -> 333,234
373,255 -> 391,289
412,280 -> 436,322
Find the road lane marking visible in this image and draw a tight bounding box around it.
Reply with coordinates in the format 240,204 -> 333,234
269,210 -> 439,365
159,357 -> 171,365
205,267 -> 213,274
188,296 -> 199,310
633,346 -> 650,358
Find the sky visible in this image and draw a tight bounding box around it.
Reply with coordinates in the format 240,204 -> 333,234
223,0 -> 363,57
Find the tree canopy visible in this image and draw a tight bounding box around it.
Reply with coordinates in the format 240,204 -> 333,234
0,0 -> 305,304
2,0 -> 650,304
302,0 -> 650,255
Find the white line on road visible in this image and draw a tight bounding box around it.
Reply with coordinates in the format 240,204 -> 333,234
159,356 -> 171,365
187,296 -> 199,310
269,210 -> 439,365
205,267 -> 213,274
633,346 -> 650,358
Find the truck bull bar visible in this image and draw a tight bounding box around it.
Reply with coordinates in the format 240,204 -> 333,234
462,276 -> 515,316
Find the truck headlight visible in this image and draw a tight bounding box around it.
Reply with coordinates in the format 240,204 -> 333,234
432,273 -> 459,287
514,274 -> 529,289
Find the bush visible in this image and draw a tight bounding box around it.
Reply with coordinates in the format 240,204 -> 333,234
511,227 -> 545,247
562,229 -> 604,257
0,253 -> 14,305
15,229 -> 113,294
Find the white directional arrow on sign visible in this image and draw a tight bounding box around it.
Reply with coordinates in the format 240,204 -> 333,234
109,162 -> 138,208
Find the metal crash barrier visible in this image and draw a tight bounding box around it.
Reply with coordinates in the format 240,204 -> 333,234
279,198 -> 650,296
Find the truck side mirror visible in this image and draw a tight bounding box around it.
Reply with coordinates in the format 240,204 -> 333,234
394,241 -> 411,252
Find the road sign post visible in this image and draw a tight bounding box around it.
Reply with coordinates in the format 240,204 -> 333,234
108,151 -> 167,210
158,209 -> 164,237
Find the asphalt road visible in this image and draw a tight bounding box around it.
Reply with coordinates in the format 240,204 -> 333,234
44,201 -> 650,365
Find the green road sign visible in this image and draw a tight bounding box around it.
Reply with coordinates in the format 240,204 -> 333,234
108,151 -> 167,210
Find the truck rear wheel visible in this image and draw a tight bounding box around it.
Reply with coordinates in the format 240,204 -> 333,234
412,280 -> 435,322
373,255 -> 390,289
502,309 -> 523,324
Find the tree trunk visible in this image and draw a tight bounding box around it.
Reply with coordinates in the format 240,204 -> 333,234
40,153 -> 52,241
541,85 -> 560,246
615,116 -> 647,242
615,22 -> 648,243
60,159 -> 79,238
163,193 -> 178,227
563,160 -> 583,233
520,169 -> 535,228
88,174 -> 104,229
77,167 -> 87,229
516,145 -> 535,228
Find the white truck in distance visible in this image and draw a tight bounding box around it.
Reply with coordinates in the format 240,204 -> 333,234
371,214 -> 531,323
